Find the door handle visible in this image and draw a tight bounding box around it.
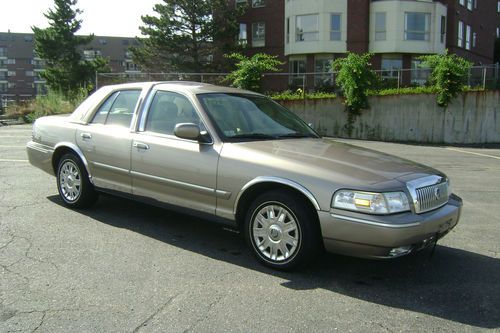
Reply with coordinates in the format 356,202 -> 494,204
81,133 -> 92,139
133,142 -> 150,150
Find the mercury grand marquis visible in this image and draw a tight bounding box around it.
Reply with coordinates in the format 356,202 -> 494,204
26,82 -> 462,269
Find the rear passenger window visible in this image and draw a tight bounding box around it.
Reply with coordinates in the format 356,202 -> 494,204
91,90 -> 141,127
145,91 -> 202,135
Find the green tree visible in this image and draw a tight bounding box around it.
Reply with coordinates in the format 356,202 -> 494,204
131,0 -> 242,73
224,53 -> 284,92
419,51 -> 472,107
332,53 -> 378,135
32,0 -> 108,98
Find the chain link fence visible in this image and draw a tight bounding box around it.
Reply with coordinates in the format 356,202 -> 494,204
96,65 -> 500,93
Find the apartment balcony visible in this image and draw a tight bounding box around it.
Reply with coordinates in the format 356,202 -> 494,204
369,0 -> 447,55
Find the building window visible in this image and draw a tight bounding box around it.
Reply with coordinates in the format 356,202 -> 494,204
98,38 -> 107,45
8,82 -> 16,89
289,58 -> 306,86
252,0 -> 265,8
252,22 -> 265,47
381,55 -> 403,80
0,83 -> 7,93
375,12 -> 386,41
440,16 -> 446,43
0,47 -> 6,57
83,49 -> 102,60
238,23 -> 247,45
405,12 -> 430,41
7,59 -> 15,65
314,56 -> 334,88
458,21 -> 464,47
497,27 -> 500,38
330,14 -> 341,41
498,1 -> 500,12
286,17 -> 290,44
25,71 -> 34,77
24,35 -> 33,42
467,0 -> 473,10
472,32 -> 477,47
296,14 -> 319,42
465,25 -> 471,50
235,0 -> 246,8
459,0 -> 465,5
7,71 -> 15,77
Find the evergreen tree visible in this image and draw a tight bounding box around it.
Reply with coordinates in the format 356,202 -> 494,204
32,0 -> 107,98
131,0 -> 242,73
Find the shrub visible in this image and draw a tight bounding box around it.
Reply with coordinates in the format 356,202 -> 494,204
332,53 -> 378,135
224,53 -> 284,92
419,52 -> 472,107
6,89 -> 86,123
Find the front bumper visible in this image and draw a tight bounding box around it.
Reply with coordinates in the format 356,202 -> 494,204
319,194 -> 462,258
26,140 -> 55,176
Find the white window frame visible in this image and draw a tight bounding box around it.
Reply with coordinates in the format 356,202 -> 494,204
238,23 -> 248,45
465,25 -> 471,50
330,13 -> 342,41
252,22 -> 265,47
458,21 -> 464,47
252,0 -> 265,8
404,12 -> 431,41
375,12 -> 386,41
466,0 -> 473,10
296,14 -> 319,42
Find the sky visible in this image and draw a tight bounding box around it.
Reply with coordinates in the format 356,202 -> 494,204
1,0 -> 160,37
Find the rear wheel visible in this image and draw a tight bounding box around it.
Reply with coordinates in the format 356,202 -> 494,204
56,153 -> 98,208
244,190 -> 320,270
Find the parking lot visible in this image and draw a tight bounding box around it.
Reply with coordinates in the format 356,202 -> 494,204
0,124 -> 499,332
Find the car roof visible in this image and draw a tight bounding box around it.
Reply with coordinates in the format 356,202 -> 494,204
100,81 -> 263,97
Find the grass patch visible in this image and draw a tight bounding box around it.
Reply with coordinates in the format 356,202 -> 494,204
5,90 -> 86,123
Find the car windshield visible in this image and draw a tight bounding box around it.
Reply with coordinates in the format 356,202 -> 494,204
197,93 -> 319,142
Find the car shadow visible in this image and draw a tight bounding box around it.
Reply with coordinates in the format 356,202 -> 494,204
48,194 -> 499,329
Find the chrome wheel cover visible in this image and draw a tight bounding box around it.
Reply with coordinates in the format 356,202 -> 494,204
251,203 -> 300,262
59,160 -> 82,202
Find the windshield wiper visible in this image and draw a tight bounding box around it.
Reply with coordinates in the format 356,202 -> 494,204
231,133 -> 278,140
277,132 -> 317,139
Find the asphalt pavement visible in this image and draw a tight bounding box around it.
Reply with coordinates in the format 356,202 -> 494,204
0,124 -> 499,332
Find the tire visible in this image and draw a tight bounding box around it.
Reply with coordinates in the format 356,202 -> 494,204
56,153 -> 98,208
244,190 -> 320,270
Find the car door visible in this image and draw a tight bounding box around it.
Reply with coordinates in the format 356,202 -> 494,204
130,90 -> 219,214
76,89 -> 141,194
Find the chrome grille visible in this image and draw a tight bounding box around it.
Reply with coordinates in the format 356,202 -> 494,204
415,182 -> 448,213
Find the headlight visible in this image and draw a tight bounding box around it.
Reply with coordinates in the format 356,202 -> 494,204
332,190 -> 410,214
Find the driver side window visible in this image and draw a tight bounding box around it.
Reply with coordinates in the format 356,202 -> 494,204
145,91 -> 203,135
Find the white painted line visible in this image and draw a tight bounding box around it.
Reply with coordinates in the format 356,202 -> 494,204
0,159 -> 29,162
446,147 -> 500,161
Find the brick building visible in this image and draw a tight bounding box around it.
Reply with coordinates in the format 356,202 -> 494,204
234,0 -> 500,90
0,32 -> 140,103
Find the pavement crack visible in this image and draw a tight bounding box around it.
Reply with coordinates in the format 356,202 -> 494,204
182,294 -> 224,333
31,311 -> 46,333
132,294 -> 178,333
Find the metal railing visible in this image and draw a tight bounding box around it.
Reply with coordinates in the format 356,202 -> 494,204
96,64 -> 500,93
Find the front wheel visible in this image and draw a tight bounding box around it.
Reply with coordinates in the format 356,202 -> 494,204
244,190 -> 320,270
56,153 -> 98,208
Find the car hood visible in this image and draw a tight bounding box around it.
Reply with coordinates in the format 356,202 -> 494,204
228,138 -> 442,187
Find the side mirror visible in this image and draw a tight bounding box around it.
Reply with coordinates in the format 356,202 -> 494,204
174,123 -> 211,143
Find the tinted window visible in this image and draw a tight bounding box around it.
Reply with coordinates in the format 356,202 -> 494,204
145,91 -> 202,135
91,90 -> 140,127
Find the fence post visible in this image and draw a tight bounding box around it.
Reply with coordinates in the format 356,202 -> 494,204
302,74 -> 306,99
95,71 -> 98,90
482,66 -> 487,90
